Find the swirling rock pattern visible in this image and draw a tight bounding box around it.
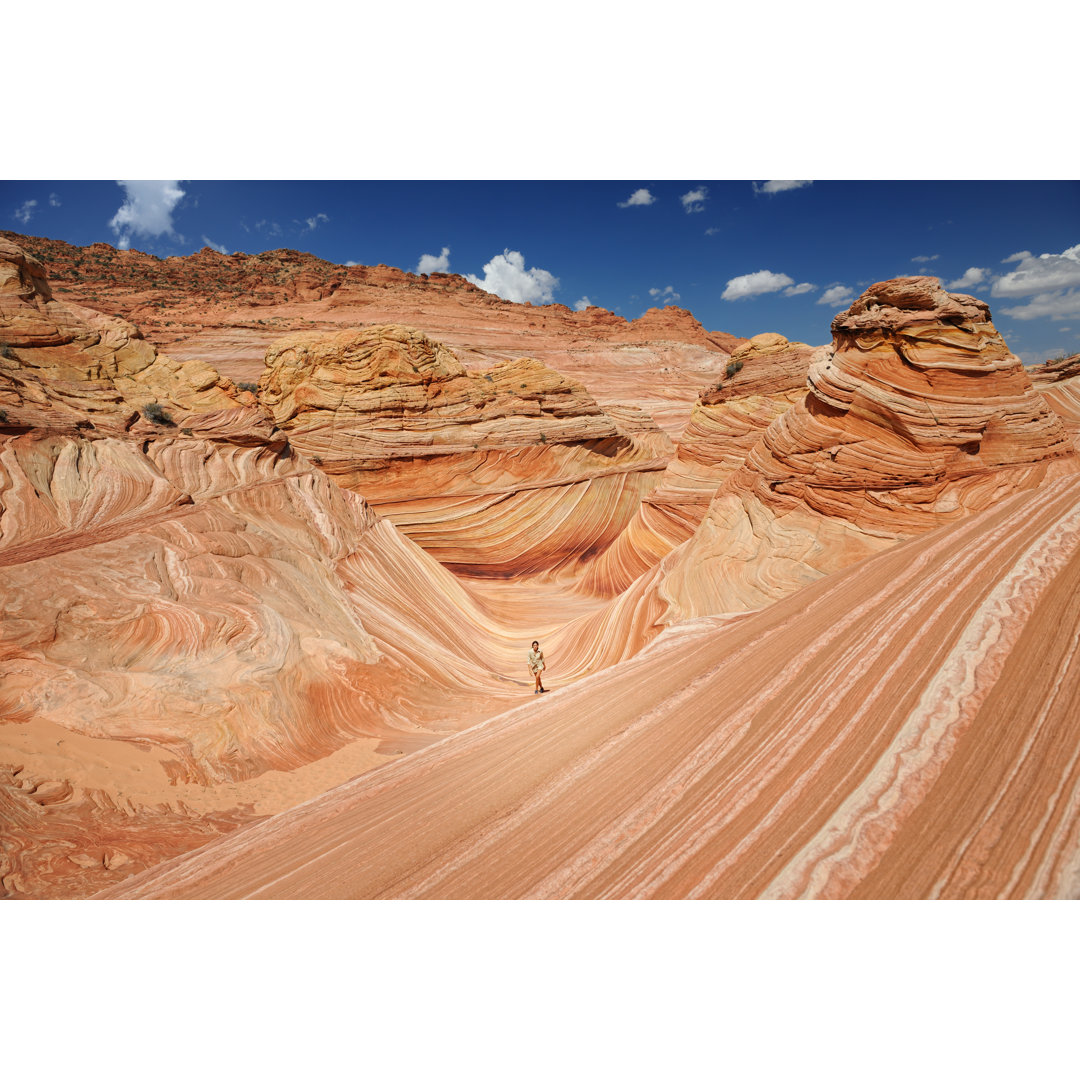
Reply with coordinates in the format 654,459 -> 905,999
578,334 -> 815,596
97,475 -> 1080,900
5,253 -> 1080,901
261,325 -> 672,577
647,278 -> 1080,622
1031,355 -> 1080,445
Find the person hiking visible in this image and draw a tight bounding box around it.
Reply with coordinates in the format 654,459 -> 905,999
528,641 -> 547,694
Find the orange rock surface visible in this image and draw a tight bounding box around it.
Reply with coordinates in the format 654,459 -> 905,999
0,238 -> 271,445
96,474 -> 1080,900
259,324 -> 671,577
2,230 -> 747,438
578,333 -> 814,596
4,243 -> 1079,901
641,278 -> 1080,624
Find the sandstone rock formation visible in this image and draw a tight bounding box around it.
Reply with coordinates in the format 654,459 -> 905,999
577,333 -> 815,596
655,277 -> 1080,615
0,238 -> 272,445
97,472 -> 1080,900
0,240 -> 618,897
2,231 -> 746,437
5,242 -> 1080,902
259,325 -> 672,577
1030,352 -> 1080,445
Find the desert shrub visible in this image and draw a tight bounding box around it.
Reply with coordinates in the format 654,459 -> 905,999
0,345 -> 12,360
0,408 -> 8,423
236,381 -> 259,394
142,402 -> 174,426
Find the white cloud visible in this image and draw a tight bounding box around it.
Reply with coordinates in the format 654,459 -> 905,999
783,282 -> 817,296
202,236 -> 229,254
946,267 -> 988,290
992,244 -> 1080,297
704,226 -> 721,236
722,270 -> 795,301
13,199 -> 37,225
752,181 -> 813,194
817,284 -> 856,307
991,244 -> 1080,322
574,296 -> 593,311
998,290 -> 1080,322
911,254 -> 939,263
618,188 -> 655,208
681,187 -> 707,213
48,193 -> 61,208
649,285 -> 681,304
255,219 -> 283,238
344,261 -> 360,267
109,181 -> 185,248
301,213 -> 330,232
417,246 -> 451,274
465,249 -> 559,304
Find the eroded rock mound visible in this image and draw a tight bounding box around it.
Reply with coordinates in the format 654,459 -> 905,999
261,325 -> 672,577
0,238 -> 272,445
578,333 -> 815,596
3,231 -> 745,439
558,278 -> 1080,655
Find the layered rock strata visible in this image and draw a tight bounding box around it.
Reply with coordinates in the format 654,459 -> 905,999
0,238 -> 271,446
97,474 -> 1080,900
555,278 -> 1080,660
3,231 -> 745,437
0,243 -> 615,898
260,325 -> 673,577
578,333 -> 814,596
1030,353 -> 1080,444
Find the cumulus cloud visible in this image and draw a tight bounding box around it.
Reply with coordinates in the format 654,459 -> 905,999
998,291 -> 1080,322
992,244 -> 1080,297
465,249 -> 559,304
201,236 -> 229,254
752,181 -> 813,195
574,296 -> 593,311
49,193 -> 61,208
681,187 -> 707,213
722,270 -> 795,301
991,244 -> 1080,322
618,188 -> 655,208
947,267 -> 988,290
109,181 -> 185,249
912,254 -> 939,263
417,246 -> 451,274
13,199 -> 36,225
817,284 -> 856,307
649,285 -> 681,304
783,282 -> 817,296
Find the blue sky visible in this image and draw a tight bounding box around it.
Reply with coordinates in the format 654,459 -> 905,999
5,179 -> 1077,364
